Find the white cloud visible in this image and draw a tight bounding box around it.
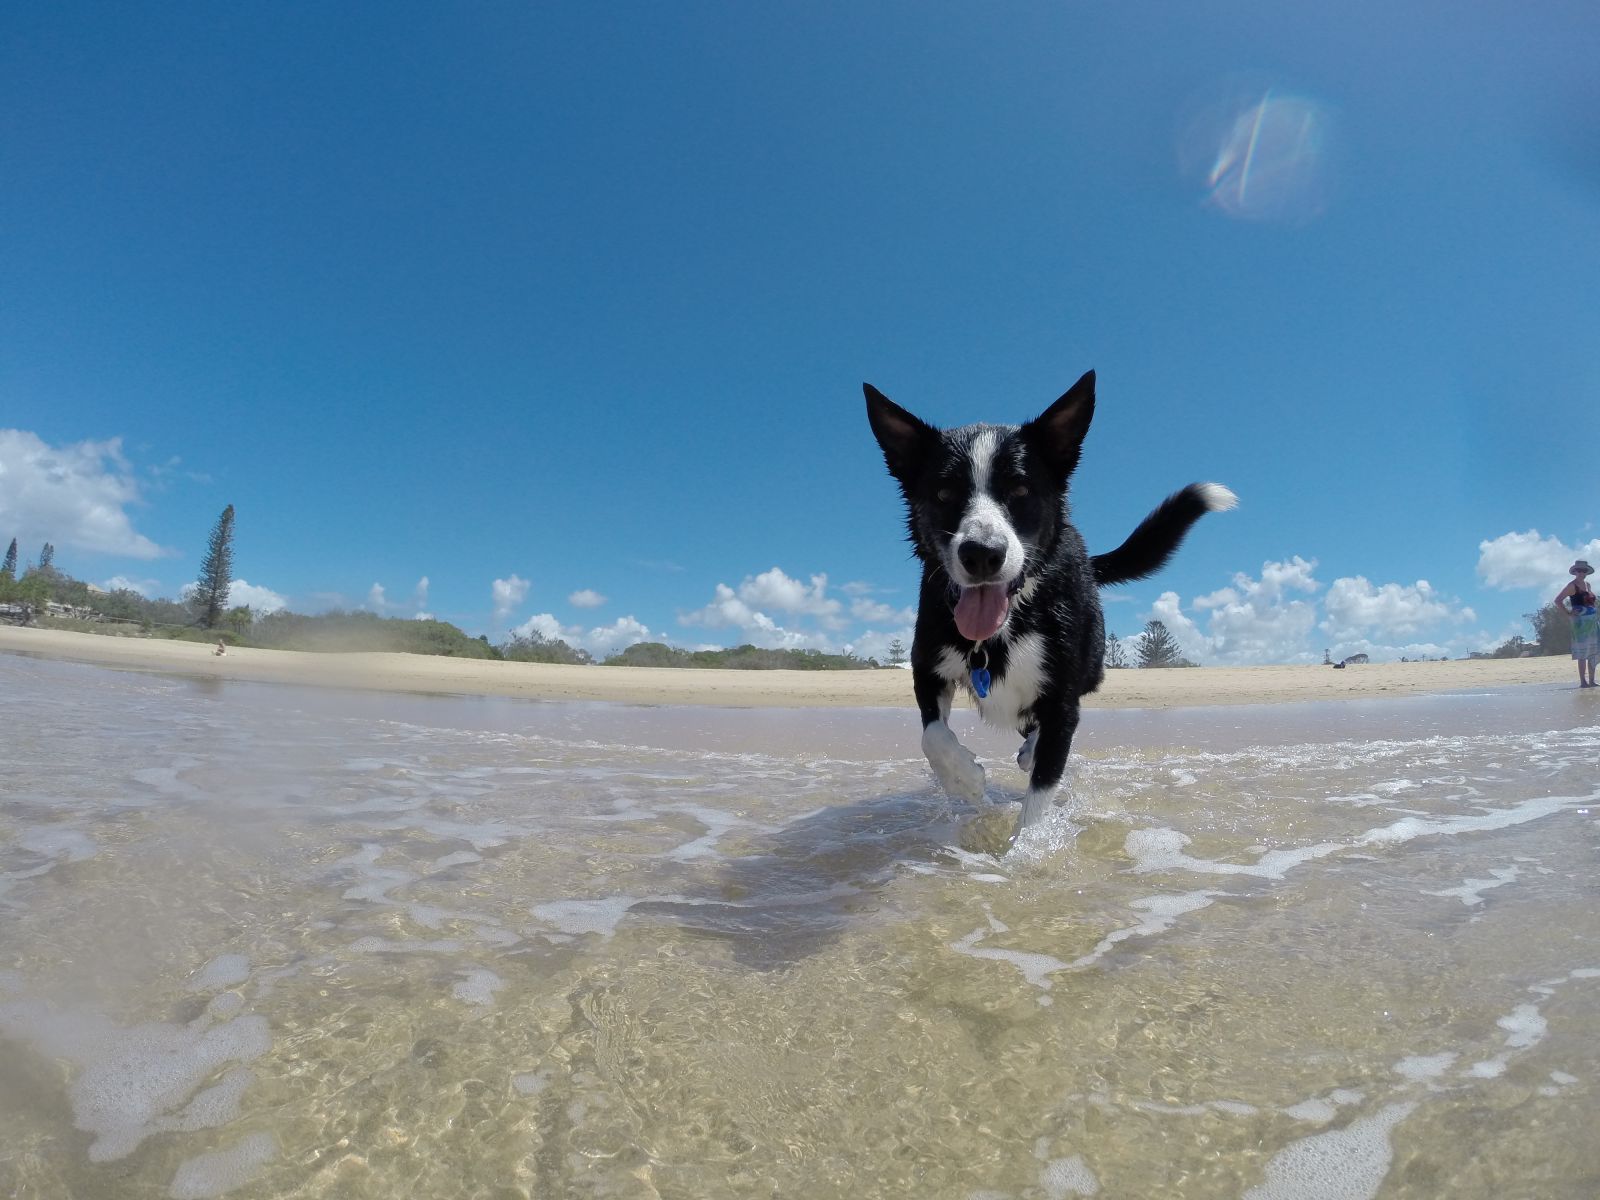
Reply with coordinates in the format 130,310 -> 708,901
228,579 -> 287,614
100,575 -> 160,597
0,429 -> 168,559
1140,556 -> 1494,664
1478,530 -> 1600,591
1322,636 -> 1462,662
413,611 -> 434,621
680,582 -> 831,650
512,611 -> 653,659
737,567 -> 845,626
1321,576 -> 1474,643
1142,556 -> 1323,665
1144,590 -> 1213,659
364,576 -> 432,615
491,574 -> 529,620
584,616 -> 651,658
846,627 -> 915,665
679,567 -> 851,649
682,583 -> 757,630
512,612 -> 568,642
569,588 -> 606,609
850,596 -> 917,625
182,578 -> 287,615
366,577 -> 431,617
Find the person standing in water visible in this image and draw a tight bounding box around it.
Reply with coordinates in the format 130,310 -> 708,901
1555,560 -> 1599,688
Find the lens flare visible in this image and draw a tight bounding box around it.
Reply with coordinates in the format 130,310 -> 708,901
1181,87 -> 1333,224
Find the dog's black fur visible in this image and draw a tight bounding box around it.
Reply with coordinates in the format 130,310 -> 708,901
865,369 -> 1235,838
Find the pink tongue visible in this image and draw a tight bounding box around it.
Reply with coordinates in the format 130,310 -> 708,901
953,584 -> 1010,642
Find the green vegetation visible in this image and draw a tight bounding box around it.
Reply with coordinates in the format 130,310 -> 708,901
1482,604 -> 1571,659
4,518 -> 879,671
192,504 -> 235,629
2,555 -> 879,668
0,538 -> 498,657
603,642 -> 874,670
246,610 -> 499,657
500,632 -> 593,665
0,570 -> 52,611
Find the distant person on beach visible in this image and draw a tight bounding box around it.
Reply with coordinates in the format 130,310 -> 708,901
1555,560 -> 1598,687
214,640 -> 227,657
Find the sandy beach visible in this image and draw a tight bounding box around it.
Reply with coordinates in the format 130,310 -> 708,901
0,624 -> 1572,709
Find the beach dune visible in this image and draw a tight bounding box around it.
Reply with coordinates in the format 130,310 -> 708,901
0,625 -> 1570,709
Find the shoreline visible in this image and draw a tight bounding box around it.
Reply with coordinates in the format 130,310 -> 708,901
0,625 -> 1574,710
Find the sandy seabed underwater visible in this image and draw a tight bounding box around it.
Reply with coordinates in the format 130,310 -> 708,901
3,652 -> 1600,1199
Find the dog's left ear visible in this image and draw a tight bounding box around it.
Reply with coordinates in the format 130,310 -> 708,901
1022,369 -> 1096,480
865,383 -> 938,483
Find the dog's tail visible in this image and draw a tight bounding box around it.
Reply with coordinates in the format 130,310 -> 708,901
1092,483 -> 1237,587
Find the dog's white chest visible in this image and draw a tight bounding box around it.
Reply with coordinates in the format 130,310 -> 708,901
937,633 -> 1046,732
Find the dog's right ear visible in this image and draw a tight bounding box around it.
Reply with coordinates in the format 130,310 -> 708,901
865,384 -> 937,483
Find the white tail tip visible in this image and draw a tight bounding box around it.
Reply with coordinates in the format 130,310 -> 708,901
1197,482 -> 1238,512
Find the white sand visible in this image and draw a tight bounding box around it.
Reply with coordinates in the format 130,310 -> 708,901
1,625 -> 1572,710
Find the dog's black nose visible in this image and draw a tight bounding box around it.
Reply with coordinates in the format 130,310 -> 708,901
956,539 -> 1006,580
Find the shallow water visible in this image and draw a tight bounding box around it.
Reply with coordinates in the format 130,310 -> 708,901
3,654 -> 1599,1199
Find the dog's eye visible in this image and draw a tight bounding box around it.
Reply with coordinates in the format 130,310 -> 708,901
936,486 -> 955,503
1009,485 -> 1030,500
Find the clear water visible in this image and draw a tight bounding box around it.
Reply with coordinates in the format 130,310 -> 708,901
3,653 -> 1599,1199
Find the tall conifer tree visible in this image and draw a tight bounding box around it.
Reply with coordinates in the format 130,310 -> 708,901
193,505 -> 236,628
1,538 -> 16,580
1136,619 -> 1182,668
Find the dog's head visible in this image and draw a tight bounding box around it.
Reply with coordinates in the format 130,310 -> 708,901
865,371 -> 1095,643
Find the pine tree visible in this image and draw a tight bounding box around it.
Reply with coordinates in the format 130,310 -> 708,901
1,538 -> 16,580
37,542 -> 54,572
1136,619 -> 1182,668
887,637 -> 907,667
1105,629 -> 1128,669
193,505 -> 236,628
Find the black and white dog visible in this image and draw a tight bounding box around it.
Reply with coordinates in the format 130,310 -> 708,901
865,370 -> 1235,839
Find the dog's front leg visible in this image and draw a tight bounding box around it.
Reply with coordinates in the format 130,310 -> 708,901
1015,701 -> 1080,833
914,665 -> 985,802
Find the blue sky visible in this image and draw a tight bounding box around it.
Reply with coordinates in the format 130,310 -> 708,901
4,2 -> 1598,664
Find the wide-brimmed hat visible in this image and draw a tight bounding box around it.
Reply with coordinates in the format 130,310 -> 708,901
1572,560 -> 1594,576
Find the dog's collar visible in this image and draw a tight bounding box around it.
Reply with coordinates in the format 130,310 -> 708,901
967,642 -> 992,699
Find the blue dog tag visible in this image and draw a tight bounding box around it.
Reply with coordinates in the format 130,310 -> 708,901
971,667 -> 991,698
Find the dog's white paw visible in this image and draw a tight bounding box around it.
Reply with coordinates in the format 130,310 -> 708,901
1017,729 -> 1038,774
922,721 -> 986,803
1014,787 -> 1054,831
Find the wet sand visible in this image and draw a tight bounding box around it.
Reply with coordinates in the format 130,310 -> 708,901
0,624 -> 1571,709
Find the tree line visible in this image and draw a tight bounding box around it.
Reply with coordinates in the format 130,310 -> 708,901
2,508 -> 886,668
1480,604 -> 1575,659
1105,620 -> 1198,668
3,506 -> 252,634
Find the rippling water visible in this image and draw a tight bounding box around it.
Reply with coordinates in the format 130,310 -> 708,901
3,653 -> 1599,1199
